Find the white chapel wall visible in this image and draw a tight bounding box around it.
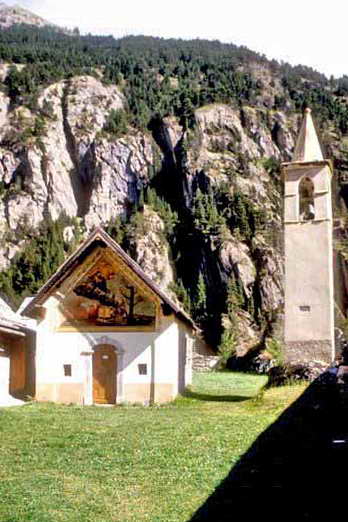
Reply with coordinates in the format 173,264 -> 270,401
0,350 -> 10,399
34,307 -> 189,405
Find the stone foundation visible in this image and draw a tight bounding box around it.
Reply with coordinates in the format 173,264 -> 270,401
284,340 -> 334,365
123,383 -> 174,404
36,383 -> 84,404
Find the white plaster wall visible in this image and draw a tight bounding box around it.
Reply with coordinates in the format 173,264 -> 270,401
0,353 -> 10,397
35,327 -> 154,382
284,220 -> 334,344
284,194 -> 298,222
185,335 -> 193,387
35,328 -> 86,385
153,320 -> 179,394
315,192 -> 330,221
34,314 -> 188,403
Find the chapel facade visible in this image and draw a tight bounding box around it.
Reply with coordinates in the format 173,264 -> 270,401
11,227 -> 195,405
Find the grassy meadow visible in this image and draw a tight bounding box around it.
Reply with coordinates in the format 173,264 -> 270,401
0,372 -> 306,522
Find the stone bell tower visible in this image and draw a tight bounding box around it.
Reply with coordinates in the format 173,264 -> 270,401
282,108 -> 335,364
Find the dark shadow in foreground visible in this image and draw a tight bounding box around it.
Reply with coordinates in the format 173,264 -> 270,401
189,371 -> 346,521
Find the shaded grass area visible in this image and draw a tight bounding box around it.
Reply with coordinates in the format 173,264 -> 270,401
191,372 -> 344,520
0,372 -> 305,522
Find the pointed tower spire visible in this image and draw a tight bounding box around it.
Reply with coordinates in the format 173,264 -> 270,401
293,108 -> 324,162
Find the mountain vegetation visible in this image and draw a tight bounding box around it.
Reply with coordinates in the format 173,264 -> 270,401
1,16 -> 348,355
1,24 -> 347,131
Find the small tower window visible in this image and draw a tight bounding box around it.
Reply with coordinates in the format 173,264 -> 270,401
63,364 -> 72,377
299,177 -> 315,221
138,364 -> 147,375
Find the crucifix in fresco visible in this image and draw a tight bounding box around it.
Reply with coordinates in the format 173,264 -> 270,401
62,262 -> 156,328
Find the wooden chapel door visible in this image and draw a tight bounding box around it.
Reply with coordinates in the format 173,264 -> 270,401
92,345 -> 117,404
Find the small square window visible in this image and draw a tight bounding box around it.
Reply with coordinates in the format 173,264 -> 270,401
64,364 -> 72,377
138,364 -> 147,375
299,305 -> 311,312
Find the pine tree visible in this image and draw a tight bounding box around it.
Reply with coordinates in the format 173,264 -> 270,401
195,272 -> 207,312
233,192 -> 251,240
169,279 -> 191,313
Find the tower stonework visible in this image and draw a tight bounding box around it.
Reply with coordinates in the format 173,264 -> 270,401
282,109 -> 335,364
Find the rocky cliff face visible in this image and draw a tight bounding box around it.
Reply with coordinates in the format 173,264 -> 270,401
0,76 -> 127,230
0,3 -> 57,30
133,206 -> 175,290
0,67 -> 304,350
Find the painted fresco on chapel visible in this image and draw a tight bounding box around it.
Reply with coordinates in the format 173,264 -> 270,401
61,261 -> 156,328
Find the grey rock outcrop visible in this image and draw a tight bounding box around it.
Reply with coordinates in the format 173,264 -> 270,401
0,71 -> 292,350
132,206 -> 175,291
0,76 -> 151,237
220,238 -> 256,299
0,3 -> 59,30
85,134 -> 153,229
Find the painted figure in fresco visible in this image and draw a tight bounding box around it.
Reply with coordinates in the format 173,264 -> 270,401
72,269 -> 155,326
74,271 -> 127,325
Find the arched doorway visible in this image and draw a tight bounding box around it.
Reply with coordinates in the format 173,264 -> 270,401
92,344 -> 117,404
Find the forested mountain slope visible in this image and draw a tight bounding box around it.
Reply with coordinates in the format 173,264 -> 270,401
1,22 -> 348,354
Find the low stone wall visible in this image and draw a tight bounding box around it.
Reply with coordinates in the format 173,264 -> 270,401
193,352 -> 219,372
284,340 -> 334,365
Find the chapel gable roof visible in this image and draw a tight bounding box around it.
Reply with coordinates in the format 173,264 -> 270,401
20,227 -> 196,330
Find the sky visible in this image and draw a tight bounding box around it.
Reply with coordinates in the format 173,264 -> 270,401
4,0 -> 348,78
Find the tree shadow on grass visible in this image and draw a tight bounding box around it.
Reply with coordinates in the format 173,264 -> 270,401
189,371 -> 346,520
183,389 -> 252,402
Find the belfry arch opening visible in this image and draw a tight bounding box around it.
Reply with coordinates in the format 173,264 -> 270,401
299,176 -> 315,221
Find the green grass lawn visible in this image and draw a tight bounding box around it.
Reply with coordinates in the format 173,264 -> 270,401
0,372 -> 306,522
